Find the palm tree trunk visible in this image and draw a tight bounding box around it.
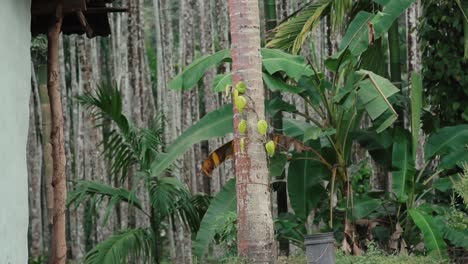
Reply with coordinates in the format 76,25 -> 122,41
229,0 -> 277,261
47,6 -> 67,263
38,64 -> 54,254
199,0 -> 218,195
213,0 -> 231,194
177,1 -> 196,262
406,0 -> 425,170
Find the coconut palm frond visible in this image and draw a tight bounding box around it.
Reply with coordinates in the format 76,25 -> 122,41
267,0 -> 356,54
84,228 -> 154,264
267,0 -> 331,53
330,0 -> 353,29
68,180 -> 145,225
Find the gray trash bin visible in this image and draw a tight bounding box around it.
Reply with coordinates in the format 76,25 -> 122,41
304,232 -> 335,264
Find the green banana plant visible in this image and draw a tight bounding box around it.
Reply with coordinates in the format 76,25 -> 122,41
357,73 -> 468,258
193,179 -> 236,259
171,2 -> 416,253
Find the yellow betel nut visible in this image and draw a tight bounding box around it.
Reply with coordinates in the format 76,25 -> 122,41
238,120 -> 247,134
257,119 -> 268,136
236,81 -> 247,94
265,140 -> 276,157
235,95 -> 247,113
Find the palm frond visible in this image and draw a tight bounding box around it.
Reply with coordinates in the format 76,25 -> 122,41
68,180 -> 145,225
267,0 -> 330,53
84,228 -> 154,264
77,85 -> 163,178
267,0 -> 356,54
147,177 -> 201,231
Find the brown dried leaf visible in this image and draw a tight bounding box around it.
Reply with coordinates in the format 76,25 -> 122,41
341,238 -> 352,254
201,134 -> 313,176
389,223 -> 403,250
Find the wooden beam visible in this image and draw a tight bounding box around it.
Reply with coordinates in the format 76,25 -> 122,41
76,11 -> 94,38
32,0 -> 86,15
84,7 -> 129,13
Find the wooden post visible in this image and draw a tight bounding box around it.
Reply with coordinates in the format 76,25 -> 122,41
47,3 -> 67,264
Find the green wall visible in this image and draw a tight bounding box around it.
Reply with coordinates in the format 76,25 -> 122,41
0,0 -> 31,262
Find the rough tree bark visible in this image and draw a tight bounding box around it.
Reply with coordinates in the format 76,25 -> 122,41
37,63 -> 54,255
229,0 -> 277,262
213,0 -> 232,194
406,0 -> 424,170
177,0 -> 196,262
47,5 -> 67,263
199,0 -> 217,194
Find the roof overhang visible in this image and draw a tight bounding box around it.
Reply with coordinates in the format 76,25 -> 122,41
31,0 -> 125,38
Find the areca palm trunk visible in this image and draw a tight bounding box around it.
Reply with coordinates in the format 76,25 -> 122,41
229,0 -> 277,261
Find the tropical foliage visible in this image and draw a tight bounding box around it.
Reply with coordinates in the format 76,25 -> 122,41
68,86 -> 232,263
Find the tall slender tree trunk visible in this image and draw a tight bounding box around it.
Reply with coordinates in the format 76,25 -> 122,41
37,64 -> 54,254
406,0 -> 424,170
215,0 -> 233,193
229,0 -> 277,262
47,6 -> 67,263
177,1 -> 196,262
199,0 -> 218,195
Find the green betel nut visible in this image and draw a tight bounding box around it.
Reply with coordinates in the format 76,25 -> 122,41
236,81 -> 247,94
235,95 -> 247,114
238,120 -> 247,134
265,140 -> 275,157
257,119 -> 268,136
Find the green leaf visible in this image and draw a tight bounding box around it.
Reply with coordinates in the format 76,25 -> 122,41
283,118 -> 312,139
288,151 -> 327,221
410,73 -> 423,160
391,129 -> 415,202
432,178 -> 454,192
266,97 -> 297,117
263,73 -> 305,94
194,179 -> 236,259
147,177 -> 197,227
68,180 -> 143,225
303,127 -> 336,142
269,153 -> 288,177
85,228 -> 153,264
331,0 -> 415,65
338,11 -> 374,57
261,49 -> 314,80
409,209 -> 448,259
151,105 -> 233,177
353,196 -> 382,220
266,0 -> 332,53
425,124 -> 468,167
213,73 -> 233,93
356,70 -> 399,133
170,50 -> 232,91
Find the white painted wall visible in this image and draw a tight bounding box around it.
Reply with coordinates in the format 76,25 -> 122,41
0,0 -> 32,263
